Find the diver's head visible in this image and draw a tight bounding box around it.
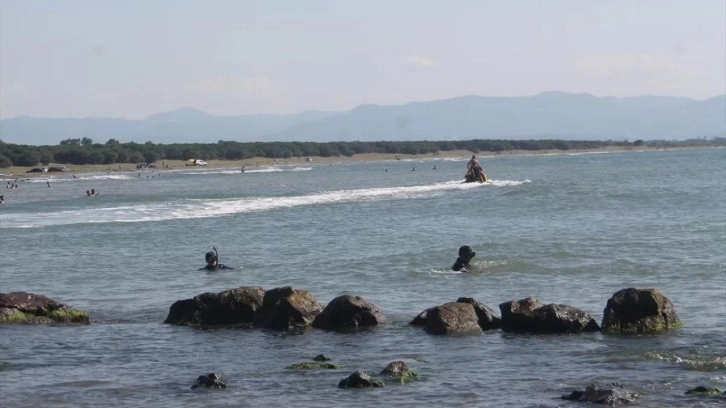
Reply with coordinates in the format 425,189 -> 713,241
458,245 -> 475,261
205,251 -> 218,264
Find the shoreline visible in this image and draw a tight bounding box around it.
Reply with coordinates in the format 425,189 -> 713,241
0,145 -> 703,179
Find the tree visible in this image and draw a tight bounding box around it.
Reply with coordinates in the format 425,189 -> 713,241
60,138 -> 81,146
0,154 -> 12,168
81,137 -> 94,146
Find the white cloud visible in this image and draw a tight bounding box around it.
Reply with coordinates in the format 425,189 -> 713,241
184,76 -> 288,97
400,54 -> 437,68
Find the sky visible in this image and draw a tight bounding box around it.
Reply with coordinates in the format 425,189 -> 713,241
0,0 -> 724,119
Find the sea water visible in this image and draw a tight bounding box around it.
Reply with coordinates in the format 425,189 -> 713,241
1,148 -> 724,407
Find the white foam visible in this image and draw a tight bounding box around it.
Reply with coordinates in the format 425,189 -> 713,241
0,179 -> 527,228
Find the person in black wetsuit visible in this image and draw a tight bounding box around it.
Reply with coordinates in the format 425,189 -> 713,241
452,245 -> 476,272
201,247 -> 234,271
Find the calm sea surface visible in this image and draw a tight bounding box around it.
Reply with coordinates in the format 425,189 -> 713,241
1,148 -> 725,407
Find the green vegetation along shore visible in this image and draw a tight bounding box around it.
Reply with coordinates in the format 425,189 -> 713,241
1,137 -> 723,170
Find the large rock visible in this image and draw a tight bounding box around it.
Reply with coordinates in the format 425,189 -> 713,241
456,297 -> 502,330
259,286 -> 323,330
499,297 -> 544,332
411,298 -> 501,334
312,295 -> 385,331
534,304 -> 600,333
601,288 -> 682,334
164,287 -> 265,326
421,302 -> 482,335
0,292 -> 89,324
500,297 -> 599,333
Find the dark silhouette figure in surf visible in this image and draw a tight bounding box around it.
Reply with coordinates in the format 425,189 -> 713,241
201,247 -> 234,271
452,245 -> 476,272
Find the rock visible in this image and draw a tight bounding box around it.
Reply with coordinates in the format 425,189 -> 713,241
685,386 -> 722,395
410,297 -> 501,334
422,302 -> 482,335
287,362 -> 340,370
499,297 -> 544,332
380,361 -> 418,383
338,371 -> 385,388
313,354 -> 332,362
534,304 -> 600,333
0,292 -> 89,324
259,286 -> 323,331
601,288 -> 682,334
456,297 -> 502,330
499,297 -> 599,333
164,287 -> 265,326
312,295 -> 385,331
409,307 -> 431,326
561,384 -> 638,404
191,373 -> 226,390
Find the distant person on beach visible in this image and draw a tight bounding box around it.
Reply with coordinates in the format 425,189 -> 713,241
452,245 -> 476,272
0,195 -> 4,204
47,181 -> 52,188
201,247 -> 233,271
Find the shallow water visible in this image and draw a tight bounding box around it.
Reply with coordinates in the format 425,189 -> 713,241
1,148 -> 725,407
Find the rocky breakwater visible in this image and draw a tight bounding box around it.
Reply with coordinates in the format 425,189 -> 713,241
0,292 -> 89,324
165,287 -> 386,332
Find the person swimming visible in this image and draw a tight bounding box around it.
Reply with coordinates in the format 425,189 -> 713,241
201,247 -> 234,271
452,245 -> 476,272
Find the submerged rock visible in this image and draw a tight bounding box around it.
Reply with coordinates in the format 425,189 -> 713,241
380,361 -> 418,383
561,384 -> 638,404
601,288 -> 682,334
313,354 -> 332,362
287,361 -> 340,370
685,386 -> 722,395
191,373 -> 226,390
0,292 -> 89,324
338,371 -> 385,388
312,295 -> 385,331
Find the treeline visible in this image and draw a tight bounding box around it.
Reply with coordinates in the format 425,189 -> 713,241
0,137 -> 723,168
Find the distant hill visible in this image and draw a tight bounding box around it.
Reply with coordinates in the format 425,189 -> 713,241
1,92 -> 724,145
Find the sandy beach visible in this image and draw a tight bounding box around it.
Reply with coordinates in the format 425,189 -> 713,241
0,145 -> 683,179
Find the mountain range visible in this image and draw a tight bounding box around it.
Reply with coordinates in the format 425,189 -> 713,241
1,91 -> 724,145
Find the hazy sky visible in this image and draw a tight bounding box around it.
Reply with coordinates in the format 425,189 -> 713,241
1,0 -> 724,119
